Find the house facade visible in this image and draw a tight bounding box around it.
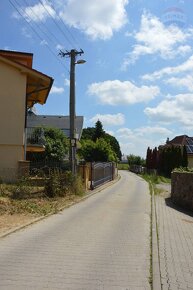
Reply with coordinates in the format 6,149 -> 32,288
0,50 -> 53,181
161,135 -> 193,168
27,113 -> 84,141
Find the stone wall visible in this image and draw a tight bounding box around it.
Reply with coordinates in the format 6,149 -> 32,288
171,172 -> 193,211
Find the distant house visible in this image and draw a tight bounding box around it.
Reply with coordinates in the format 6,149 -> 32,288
0,49 -> 53,181
27,112 -> 84,141
160,135 -> 193,167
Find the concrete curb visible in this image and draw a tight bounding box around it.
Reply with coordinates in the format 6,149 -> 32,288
151,183 -> 162,290
0,175 -> 121,239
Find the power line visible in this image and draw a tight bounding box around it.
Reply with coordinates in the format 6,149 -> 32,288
8,0 -> 70,74
39,0 -> 77,49
46,0 -> 82,50
21,0 -> 63,47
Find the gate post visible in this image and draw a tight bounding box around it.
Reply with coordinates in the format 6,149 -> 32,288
90,162 -> 94,190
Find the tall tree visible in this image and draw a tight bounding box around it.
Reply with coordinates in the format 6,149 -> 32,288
93,120 -> 105,141
81,127 -> 95,140
152,147 -> 158,169
182,145 -> 188,167
128,154 -> 145,166
105,133 -> 122,161
79,138 -> 117,162
80,120 -> 122,161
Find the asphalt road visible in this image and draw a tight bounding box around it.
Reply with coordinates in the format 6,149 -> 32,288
0,171 -> 151,290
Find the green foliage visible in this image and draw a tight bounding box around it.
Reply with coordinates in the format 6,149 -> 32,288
79,138 -> 117,162
93,120 -> 105,141
45,170 -> 84,198
81,127 -> 95,140
142,173 -> 159,185
118,163 -> 128,170
105,133 -> 122,160
146,145 -> 188,177
80,120 -> 122,162
29,127 -> 69,162
128,154 -> 145,166
141,173 -> 171,197
45,170 -> 61,198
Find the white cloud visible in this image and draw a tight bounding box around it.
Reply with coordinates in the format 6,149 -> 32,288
15,0 -> 56,22
144,93 -> 193,128
90,113 -> 125,126
50,85 -> 64,94
142,55 -> 193,81
116,125 -> 172,157
87,80 -> 160,105
59,0 -> 128,40
135,126 -> 172,136
122,12 -> 193,68
117,126 -> 171,138
165,75 -> 193,92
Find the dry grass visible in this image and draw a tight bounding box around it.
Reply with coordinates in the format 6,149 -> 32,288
0,178 -> 85,236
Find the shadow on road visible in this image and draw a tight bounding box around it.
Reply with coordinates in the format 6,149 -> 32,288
165,197 -> 193,218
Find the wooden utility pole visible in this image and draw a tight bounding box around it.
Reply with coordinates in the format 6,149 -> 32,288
59,49 -> 84,175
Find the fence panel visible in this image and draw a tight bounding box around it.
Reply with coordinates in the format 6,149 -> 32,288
90,162 -> 113,189
29,160 -> 70,176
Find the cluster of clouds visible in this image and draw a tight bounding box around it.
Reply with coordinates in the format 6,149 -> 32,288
14,0 -> 193,155
87,80 -> 160,105
142,55 -> 193,81
122,13 -> 193,68
86,113 -> 173,156
142,53 -> 193,130
15,0 -> 129,40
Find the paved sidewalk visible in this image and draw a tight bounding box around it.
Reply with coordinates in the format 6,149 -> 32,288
155,191 -> 193,290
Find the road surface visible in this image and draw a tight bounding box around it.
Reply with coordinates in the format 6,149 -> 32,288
0,171 -> 151,290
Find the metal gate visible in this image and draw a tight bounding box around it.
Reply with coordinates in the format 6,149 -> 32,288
90,162 -> 113,189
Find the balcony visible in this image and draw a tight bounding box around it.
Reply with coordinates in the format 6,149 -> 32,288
26,127 -> 46,152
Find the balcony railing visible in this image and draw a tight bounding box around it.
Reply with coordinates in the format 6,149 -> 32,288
26,127 -> 46,152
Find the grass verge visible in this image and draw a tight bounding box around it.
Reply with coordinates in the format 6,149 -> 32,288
117,163 -> 129,170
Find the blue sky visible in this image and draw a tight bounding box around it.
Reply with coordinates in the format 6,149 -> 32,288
2,0 -> 193,157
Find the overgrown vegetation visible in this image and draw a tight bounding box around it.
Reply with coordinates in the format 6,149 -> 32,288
79,120 -> 122,162
141,173 -> 171,196
142,173 -> 170,185
0,171 -> 85,216
45,170 -> 84,198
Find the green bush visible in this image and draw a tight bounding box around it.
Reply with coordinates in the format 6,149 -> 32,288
45,170 -> 61,198
45,170 -> 84,198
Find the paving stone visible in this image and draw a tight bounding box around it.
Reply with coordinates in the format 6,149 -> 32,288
155,194 -> 193,290
0,171 -> 151,290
